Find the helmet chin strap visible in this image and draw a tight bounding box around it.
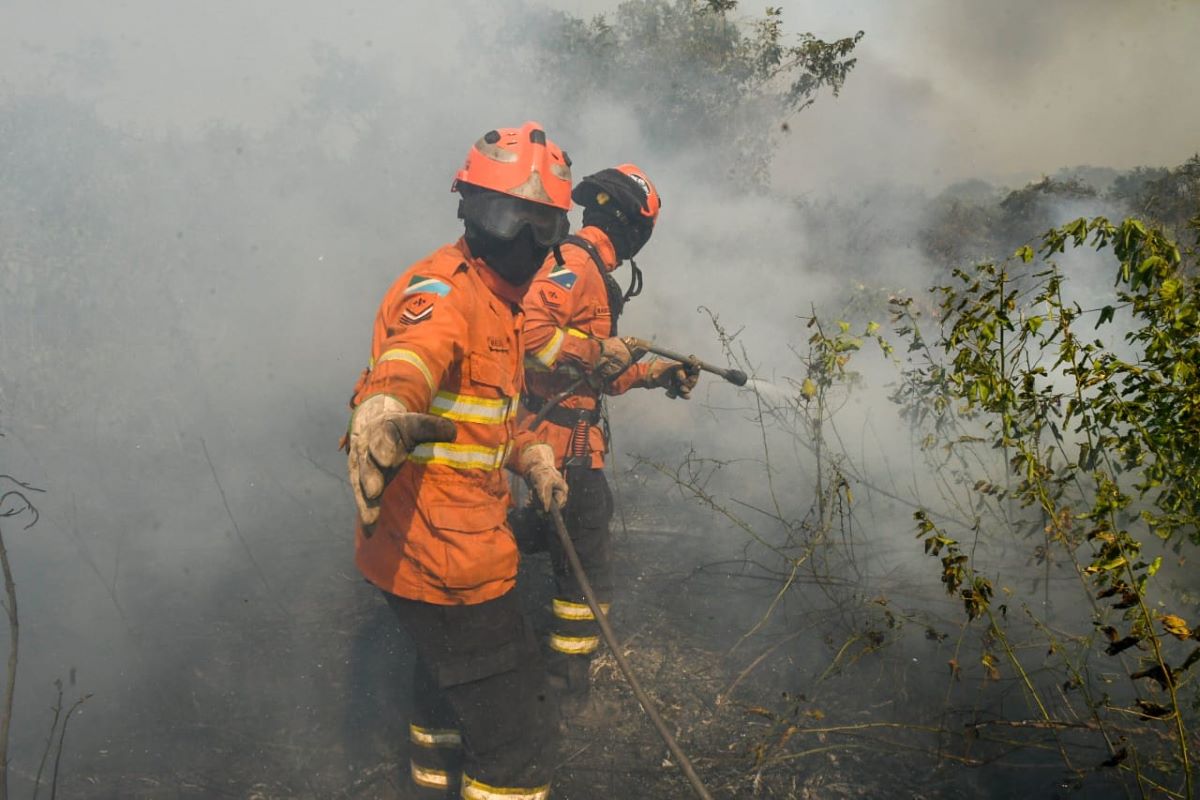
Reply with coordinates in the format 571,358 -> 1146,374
624,259 -> 644,303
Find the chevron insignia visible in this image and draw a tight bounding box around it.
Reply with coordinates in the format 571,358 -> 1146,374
401,294 -> 435,324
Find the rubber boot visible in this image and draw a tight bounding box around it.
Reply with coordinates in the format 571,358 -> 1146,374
550,656 -> 623,729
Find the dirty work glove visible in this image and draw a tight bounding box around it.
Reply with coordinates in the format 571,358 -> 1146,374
519,443 -> 569,511
347,394 -> 457,526
646,359 -> 701,399
593,336 -> 636,381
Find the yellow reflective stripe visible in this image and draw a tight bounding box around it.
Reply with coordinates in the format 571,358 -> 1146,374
461,775 -> 550,800
550,632 -> 600,655
530,328 -> 565,368
377,348 -> 435,392
410,723 -> 462,748
434,390 -> 506,408
411,762 -> 453,789
552,598 -> 610,621
410,442 -> 508,471
566,328 -> 589,339
553,598 -> 592,620
430,391 -> 513,424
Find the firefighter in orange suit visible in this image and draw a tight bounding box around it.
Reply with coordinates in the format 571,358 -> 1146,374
514,164 -> 699,714
345,122 -> 571,799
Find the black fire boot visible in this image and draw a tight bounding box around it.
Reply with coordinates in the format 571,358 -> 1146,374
550,655 -> 623,729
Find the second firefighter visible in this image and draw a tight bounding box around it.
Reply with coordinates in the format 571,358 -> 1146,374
513,163 -> 700,715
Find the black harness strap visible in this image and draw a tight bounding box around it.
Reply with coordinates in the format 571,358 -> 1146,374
520,391 -> 602,427
534,234 -> 643,459
562,234 -> 627,335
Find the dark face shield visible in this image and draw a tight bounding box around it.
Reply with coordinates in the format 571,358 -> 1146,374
581,206 -> 653,261
465,223 -> 551,287
458,191 -> 569,247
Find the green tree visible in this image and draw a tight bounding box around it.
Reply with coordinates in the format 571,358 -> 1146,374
1109,156 -> 1200,245
527,0 -> 862,187
896,216 -> 1200,796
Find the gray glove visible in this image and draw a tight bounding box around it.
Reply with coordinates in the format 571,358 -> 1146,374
646,358 -> 701,399
594,336 -> 636,381
347,394 -> 456,525
519,443 -> 569,511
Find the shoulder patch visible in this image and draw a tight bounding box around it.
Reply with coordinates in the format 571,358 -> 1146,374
404,275 -> 453,297
547,264 -> 577,290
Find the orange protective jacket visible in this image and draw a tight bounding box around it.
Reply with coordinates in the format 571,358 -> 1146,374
519,226 -> 652,469
349,238 -> 535,606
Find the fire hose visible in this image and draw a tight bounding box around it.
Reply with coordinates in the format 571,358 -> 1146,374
549,505 -> 715,800
528,336 -> 748,431
622,337 -> 748,388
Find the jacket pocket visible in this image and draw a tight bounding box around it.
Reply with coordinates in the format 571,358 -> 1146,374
425,500 -> 517,591
468,352 -> 517,396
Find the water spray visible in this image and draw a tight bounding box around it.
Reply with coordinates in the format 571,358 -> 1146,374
743,377 -> 793,405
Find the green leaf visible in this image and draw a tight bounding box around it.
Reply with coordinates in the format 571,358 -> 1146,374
1085,556 -> 1128,574
1139,255 -> 1165,276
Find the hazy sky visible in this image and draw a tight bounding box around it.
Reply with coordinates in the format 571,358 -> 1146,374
4,0 -> 1196,193
774,0 -> 1200,190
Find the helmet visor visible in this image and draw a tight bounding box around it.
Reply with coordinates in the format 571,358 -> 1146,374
460,191 -> 569,247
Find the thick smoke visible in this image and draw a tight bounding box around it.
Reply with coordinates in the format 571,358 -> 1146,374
1,1 -> 1194,796
775,0 -> 1200,192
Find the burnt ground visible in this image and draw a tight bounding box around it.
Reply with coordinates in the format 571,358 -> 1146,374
20,495 -> 1153,799
521,517 -> 1127,800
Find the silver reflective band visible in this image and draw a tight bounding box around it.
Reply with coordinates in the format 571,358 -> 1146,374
411,762 -> 452,789
410,723 -> 463,748
409,441 -> 511,471
552,598 -> 609,621
549,632 -> 600,654
461,775 -> 550,800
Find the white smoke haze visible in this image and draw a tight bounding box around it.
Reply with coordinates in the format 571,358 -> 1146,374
774,0 -> 1200,192
1,0 -> 1196,796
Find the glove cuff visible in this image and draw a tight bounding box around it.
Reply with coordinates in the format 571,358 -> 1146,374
349,394 -> 408,440
355,392 -> 408,413
518,442 -> 556,476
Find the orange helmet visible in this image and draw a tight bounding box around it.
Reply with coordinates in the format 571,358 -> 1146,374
453,122 -> 572,246
613,163 -> 660,226
572,162 -> 661,229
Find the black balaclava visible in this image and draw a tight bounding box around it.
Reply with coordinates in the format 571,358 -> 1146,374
581,206 -> 651,262
464,222 -> 549,287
